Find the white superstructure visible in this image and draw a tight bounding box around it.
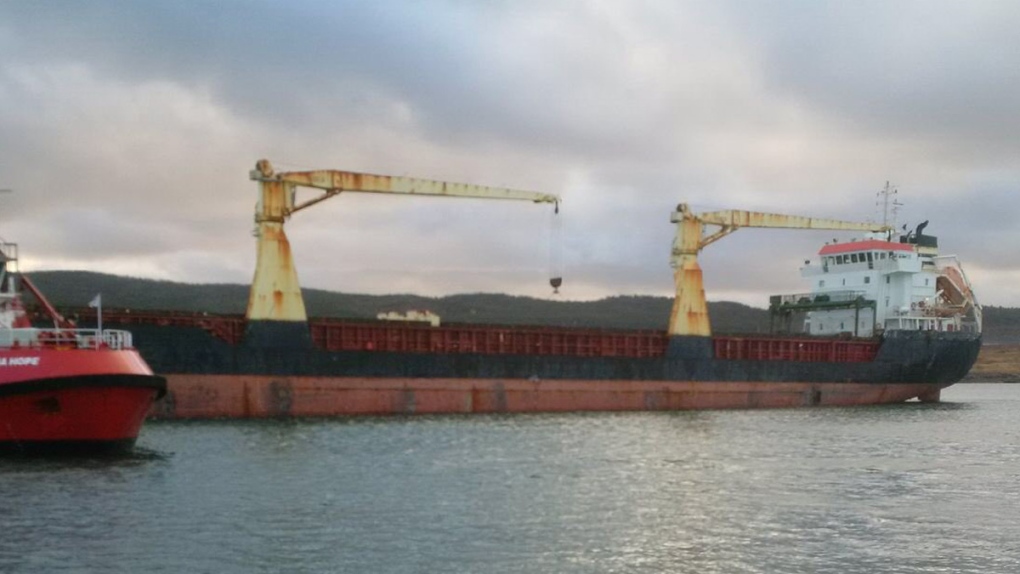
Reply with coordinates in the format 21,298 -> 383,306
773,225 -> 980,337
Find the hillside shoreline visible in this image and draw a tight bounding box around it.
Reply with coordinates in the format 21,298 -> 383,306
965,344 -> 1020,383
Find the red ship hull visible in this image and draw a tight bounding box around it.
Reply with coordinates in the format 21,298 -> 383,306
0,348 -> 166,454
150,374 -> 946,419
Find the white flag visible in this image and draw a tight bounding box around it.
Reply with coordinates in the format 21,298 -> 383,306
88,294 -> 101,308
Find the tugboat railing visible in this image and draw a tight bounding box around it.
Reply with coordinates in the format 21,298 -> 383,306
0,328 -> 134,350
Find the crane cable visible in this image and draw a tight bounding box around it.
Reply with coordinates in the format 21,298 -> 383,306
549,201 -> 563,294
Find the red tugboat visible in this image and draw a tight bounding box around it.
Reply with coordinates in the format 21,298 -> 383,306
0,240 -> 165,454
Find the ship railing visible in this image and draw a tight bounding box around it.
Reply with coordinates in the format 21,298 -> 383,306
883,316 -> 967,333
98,329 -> 133,350
959,320 -> 981,333
0,328 -> 134,350
771,290 -> 868,307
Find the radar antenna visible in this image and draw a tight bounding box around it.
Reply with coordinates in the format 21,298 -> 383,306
876,181 -> 903,233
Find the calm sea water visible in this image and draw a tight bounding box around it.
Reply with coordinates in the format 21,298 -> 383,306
2,383 -> 1019,573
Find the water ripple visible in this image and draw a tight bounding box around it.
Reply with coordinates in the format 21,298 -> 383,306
1,384 -> 1019,573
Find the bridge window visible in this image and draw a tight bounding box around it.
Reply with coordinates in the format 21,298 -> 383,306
864,276 -> 871,284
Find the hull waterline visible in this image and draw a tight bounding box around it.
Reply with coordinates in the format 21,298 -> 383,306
150,374 -> 953,419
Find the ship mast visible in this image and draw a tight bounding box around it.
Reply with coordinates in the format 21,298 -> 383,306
0,189 -> 12,299
876,181 -> 903,233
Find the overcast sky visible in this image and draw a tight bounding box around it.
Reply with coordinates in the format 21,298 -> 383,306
2,0 -> 1019,308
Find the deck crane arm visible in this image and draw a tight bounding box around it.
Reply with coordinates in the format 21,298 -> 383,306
252,159 -> 559,223
668,203 -> 891,337
247,159 -> 561,330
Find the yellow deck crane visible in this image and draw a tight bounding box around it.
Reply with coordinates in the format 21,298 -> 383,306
246,159 -> 560,345
668,203 -> 891,337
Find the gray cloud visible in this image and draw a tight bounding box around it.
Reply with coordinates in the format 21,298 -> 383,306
728,1 -> 1020,151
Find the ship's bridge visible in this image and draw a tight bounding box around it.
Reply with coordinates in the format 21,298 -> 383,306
802,239 -> 919,277
777,232 -> 976,337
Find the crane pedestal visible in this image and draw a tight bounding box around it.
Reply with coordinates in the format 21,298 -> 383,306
246,215 -> 311,349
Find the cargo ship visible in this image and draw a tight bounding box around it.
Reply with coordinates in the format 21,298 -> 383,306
85,165 -> 981,418
0,240 -> 166,454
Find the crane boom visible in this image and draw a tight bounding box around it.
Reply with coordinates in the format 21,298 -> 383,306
696,209 -> 889,232
251,159 -> 558,222
668,203 -> 891,337
246,159 -> 560,339
280,170 -> 559,208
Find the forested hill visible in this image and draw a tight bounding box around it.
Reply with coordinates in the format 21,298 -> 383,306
22,270 -> 1016,341
22,271 -> 772,333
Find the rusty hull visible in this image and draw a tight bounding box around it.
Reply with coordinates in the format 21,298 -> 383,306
149,374 -> 946,419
